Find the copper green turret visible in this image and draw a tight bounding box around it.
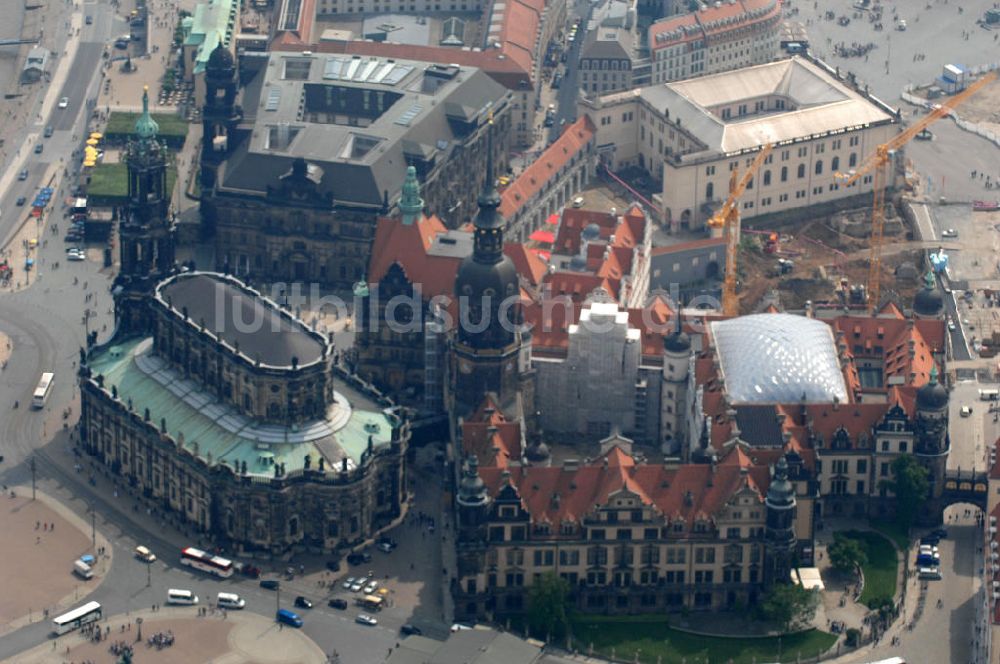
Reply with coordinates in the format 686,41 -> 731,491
134,85 -> 159,143
399,166 -> 423,225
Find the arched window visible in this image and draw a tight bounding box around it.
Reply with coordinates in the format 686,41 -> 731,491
815,160 -> 823,176
797,164 -> 806,179
831,156 -> 840,172
763,170 -> 771,186
705,182 -> 714,200
780,166 -> 788,182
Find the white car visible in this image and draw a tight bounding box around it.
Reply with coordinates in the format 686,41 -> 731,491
941,228 -> 958,238
350,580 -> 365,592
134,545 -> 156,562
919,545 -> 940,557
67,251 -> 85,262
363,581 -> 379,594
960,406 -> 973,417
58,97 -> 69,109
948,320 -> 956,332
342,576 -> 356,590
356,614 -> 378,626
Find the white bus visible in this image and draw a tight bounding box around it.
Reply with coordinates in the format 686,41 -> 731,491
52,601 -> 102,635
979,388 -> 999,401
166,588 -> 199,605
180,546 -> 234,578
32,372 -> 54,409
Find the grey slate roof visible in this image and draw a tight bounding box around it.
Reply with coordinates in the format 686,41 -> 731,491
156,273 -> 326,367
218,52 -> 509,209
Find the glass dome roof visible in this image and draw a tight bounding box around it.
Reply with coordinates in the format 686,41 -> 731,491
711,314 -> 848,404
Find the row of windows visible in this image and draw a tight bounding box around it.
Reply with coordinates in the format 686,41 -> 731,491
705,155 -> 860,201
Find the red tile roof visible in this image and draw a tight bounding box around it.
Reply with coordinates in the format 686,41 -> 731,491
478,444 -> 773,528
367,213 -> 460,299
505,244 -> 548,288
829,316 -> 945,391
462,396 -> 522,469
500,117 -> 597,218
494,0 -> 544,79
649,0 -> 782,52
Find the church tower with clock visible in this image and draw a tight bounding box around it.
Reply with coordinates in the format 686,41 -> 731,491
451,119 -> 534,421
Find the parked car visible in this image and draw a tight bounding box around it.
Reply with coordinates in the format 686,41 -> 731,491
363,581 -> 379,595
400,624 -> 422,636
328,598 -> 348,610
349,579 -> 365,592
325,559 -> 341,572
67,251 -> 85,262
932,528 -> 948,539
15,196 -> 26,207
377,542 -> 394,553
342,576 -> 357,590
260,579 -> 280,590
920,535 -> 940,546
294,596 -> 313,609
961,406 -> 973,417
85,15 -> 93,24
347,552 -> 372,565
941,228 -> 958,238
355,614 -> 378,626
918,567 -> 941,580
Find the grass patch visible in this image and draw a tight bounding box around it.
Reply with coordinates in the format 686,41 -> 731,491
105,112 -> 189,148
570,615 -> 837,664
839,530 -> 897,608
87,161 -> 178,206
870,518 -> 910,551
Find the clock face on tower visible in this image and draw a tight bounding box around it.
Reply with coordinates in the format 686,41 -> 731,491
459,360 -> 472,374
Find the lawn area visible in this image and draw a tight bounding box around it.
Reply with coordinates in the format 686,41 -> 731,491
869,518 -> 910,551
105,111 -> 189,147
87,161 -> 178,206
839,529 -> 898,608
570,615 -> 837,664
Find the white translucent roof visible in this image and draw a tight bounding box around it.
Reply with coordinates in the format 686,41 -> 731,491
711,314 -> 848,404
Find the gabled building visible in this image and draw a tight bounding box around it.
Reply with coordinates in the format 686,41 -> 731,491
454,428 -> 815,619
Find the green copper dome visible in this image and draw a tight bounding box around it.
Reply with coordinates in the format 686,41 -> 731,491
399,166 -> 424,225
134,86 -> 159,141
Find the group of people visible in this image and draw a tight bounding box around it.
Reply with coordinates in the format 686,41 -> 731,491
109,640 -> 134,657
146,630 -> 175,649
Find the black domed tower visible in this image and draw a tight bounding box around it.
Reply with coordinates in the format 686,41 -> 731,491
452,118 -> 532,418
114,87 -> 176,337
913,364 -> 950,523
764,456 -> 797,587
200,43 -> 242,237
912,271 -> 944,319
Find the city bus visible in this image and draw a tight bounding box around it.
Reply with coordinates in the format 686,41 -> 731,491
52,601 -> 102,635
180,546 -> 234,578
32,372 -> 54,409
979,388 -> 999,401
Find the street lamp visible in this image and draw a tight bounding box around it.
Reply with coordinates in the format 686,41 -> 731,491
136,617 -> 143,642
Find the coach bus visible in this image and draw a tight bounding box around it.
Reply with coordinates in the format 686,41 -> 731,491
180,547 -> 234,578
32,372 -> 54,409
52,601 -> 102,635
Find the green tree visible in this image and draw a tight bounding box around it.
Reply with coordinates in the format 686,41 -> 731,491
827,533 -> 867,574
526,572 -> 571,641
879,455 -> 930,530
759,583 -> 819,632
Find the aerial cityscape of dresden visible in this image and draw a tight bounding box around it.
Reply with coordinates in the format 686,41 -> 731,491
0,0 -> 999,662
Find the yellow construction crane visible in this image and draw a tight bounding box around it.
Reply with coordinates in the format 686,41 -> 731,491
707,143 -> 773,317
836,70 -> 997,312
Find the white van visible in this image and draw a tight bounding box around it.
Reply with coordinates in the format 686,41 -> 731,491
918,567 -> 941,580
216,592 -> 245,609
166,589 -> 199,605
74,560 -> 94,580
134,545 -> 156,563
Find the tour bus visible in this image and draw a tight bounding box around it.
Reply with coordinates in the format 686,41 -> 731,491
166,589 -> 199,605
356,595 -> 384,612
32,372 -> 54,409
216,592 -> 245,609
73,559 -> 94,579
180,546 -> 234,578
52,601 -> 102,635
980,388 -> 999,401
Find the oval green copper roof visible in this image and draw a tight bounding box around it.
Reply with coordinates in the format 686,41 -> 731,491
134,86 -> 159,141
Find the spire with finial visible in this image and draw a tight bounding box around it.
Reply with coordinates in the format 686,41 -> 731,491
399,166 -> 424,225
929,363 -> 938,385
474,110 -> 502,230
924,270 -> 935,291
134,86 -> 159,142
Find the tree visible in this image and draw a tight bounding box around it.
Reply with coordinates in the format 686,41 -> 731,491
827,533 -> 867,574
759,583 -> 819,632
879,455 -> 930,530
526,572 -> 571,641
